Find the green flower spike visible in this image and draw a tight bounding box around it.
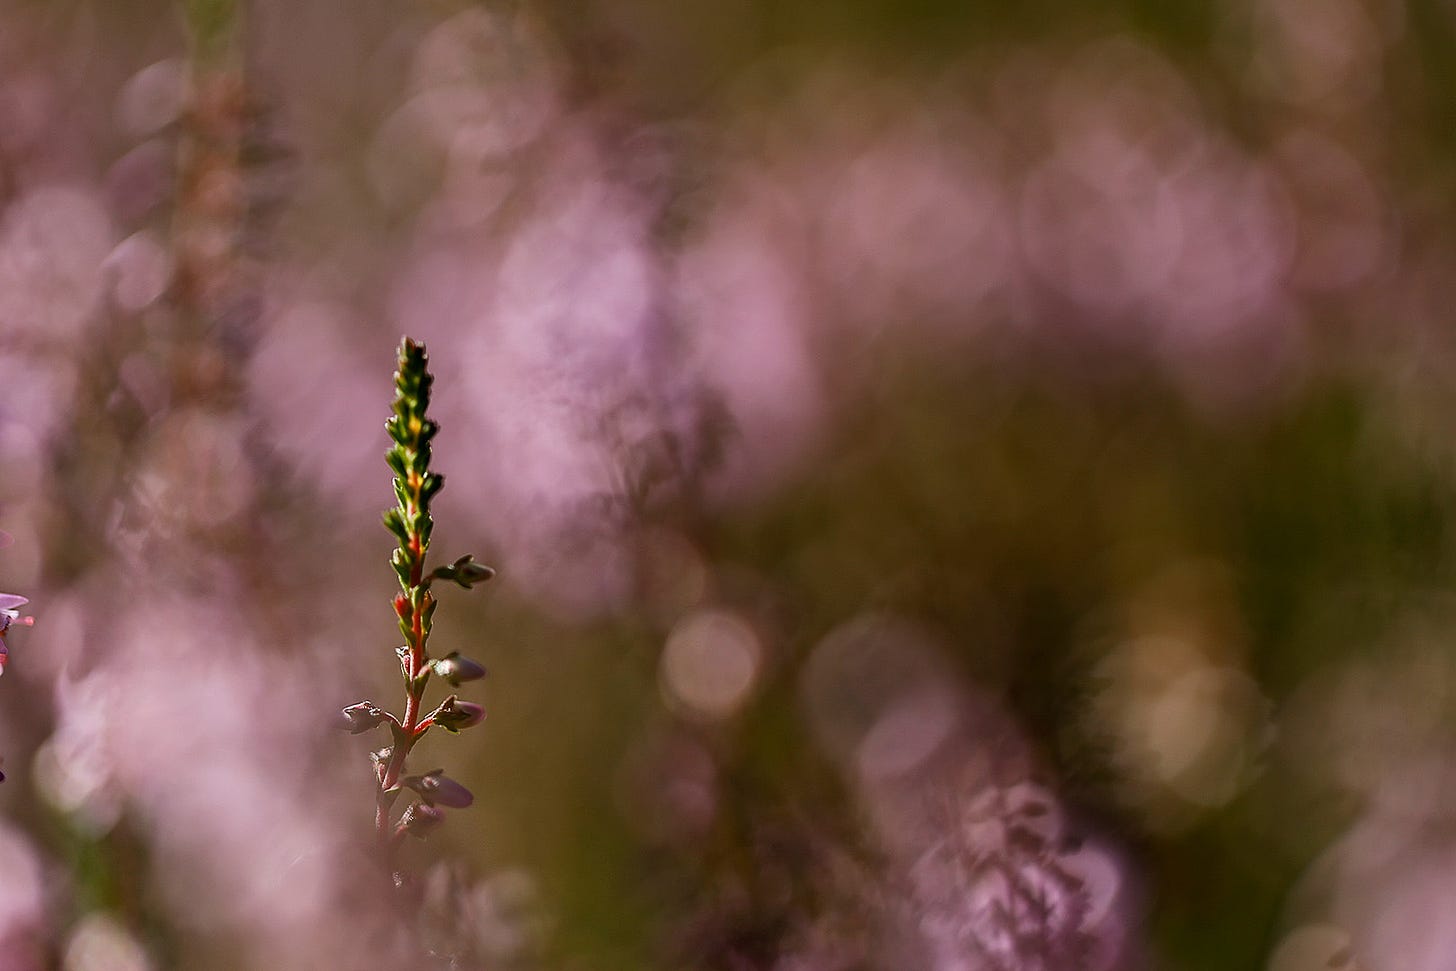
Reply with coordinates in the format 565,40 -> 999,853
339,338 -> 497,868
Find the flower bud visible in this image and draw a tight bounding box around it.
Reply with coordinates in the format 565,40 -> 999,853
431,695 -> 485,733
400,802 -> 446,839
456,558 -> 493,586
428,554 -> 495,589
402,769 -> 474,809
431,652 -> 487,686
0,593 -> 30,636
341,701 -> 388,734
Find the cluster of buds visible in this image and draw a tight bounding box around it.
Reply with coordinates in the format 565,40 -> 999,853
0,529 -> 33,783
343,339 -> 492,861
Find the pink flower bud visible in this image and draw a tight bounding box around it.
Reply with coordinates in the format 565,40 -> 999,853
431,652 -> 487,686
431,695 -> 485,733
399,802 -> 446,839
402,769 -> 474,809
0,594 -> 31,636
341,701 -> 389,734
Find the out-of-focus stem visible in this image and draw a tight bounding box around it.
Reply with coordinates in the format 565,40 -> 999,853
183,0 -> 242,69
174,0 -> 253,414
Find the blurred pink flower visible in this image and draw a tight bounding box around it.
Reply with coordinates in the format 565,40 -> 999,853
0,593 -> 31,675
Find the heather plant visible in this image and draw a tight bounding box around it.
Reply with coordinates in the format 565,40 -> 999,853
0,529 -> 32,783
344,338 -> 493,874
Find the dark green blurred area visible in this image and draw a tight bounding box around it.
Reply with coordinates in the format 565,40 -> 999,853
464,375 -> 1454,969
438,3 -> 1456,966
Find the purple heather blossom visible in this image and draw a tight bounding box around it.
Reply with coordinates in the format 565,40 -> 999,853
0,594 -> 31,676
0,593 -> 29,628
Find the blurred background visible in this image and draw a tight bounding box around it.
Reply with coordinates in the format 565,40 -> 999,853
0,0 -> 1453,967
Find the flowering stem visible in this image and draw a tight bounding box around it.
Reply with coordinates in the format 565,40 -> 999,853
376,340 -> 439,855
346,338 -> 491,873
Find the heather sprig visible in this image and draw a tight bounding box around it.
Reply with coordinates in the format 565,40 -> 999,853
0,593 -> 29,678
345,338 -> 492,866
0,529 -> 33,784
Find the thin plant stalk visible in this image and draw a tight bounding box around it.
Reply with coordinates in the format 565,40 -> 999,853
343,338 -> 492,874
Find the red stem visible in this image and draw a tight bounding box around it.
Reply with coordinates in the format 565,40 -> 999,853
374,483 -> 432,859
